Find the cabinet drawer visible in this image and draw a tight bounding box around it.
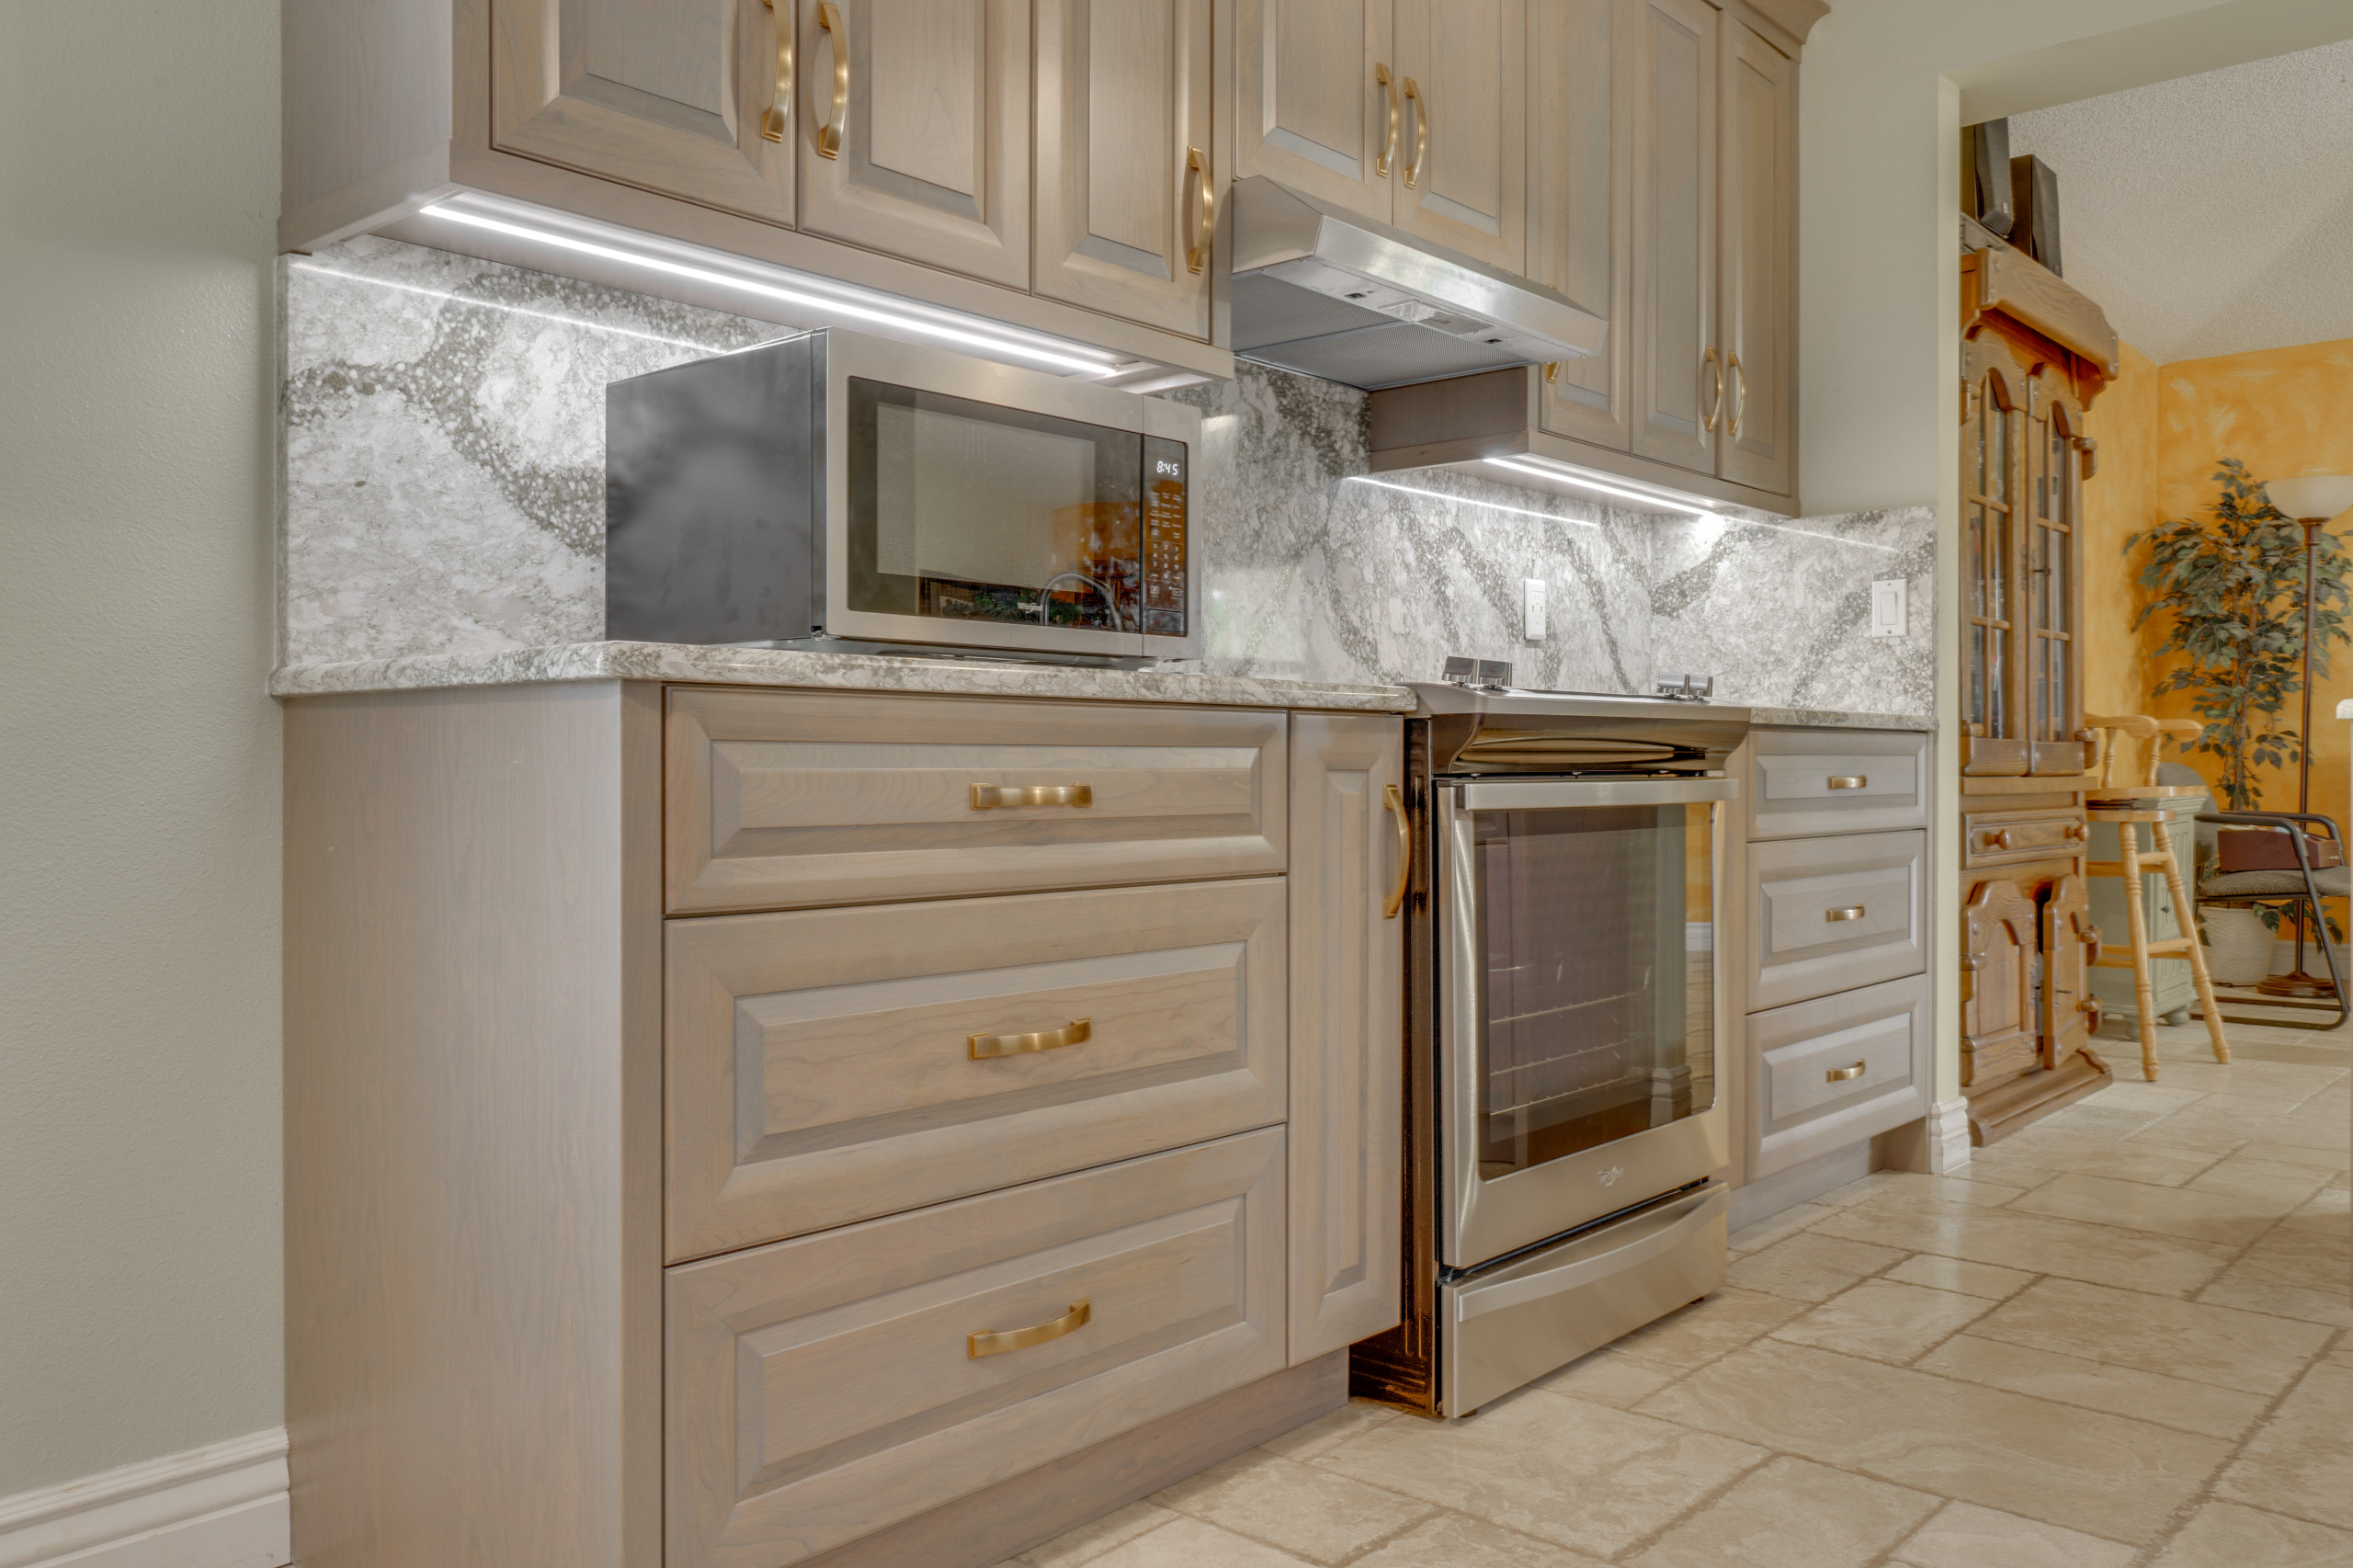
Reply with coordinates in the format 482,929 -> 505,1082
1964,807 -> 2086,869
1750,975 -> 1930,1178
1746,729 -> 1928,839
665,878 -> 1286,1261
666,687 -> 1288,914
1745,830 -> 1927,1010
665,1129 -> 1286,1568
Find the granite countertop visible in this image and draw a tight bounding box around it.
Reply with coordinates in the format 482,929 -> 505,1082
268,641 -> 1419,713
1746,705 -> 1937,733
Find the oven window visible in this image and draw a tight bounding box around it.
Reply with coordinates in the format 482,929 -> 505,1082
846,379 -> 1143,633
1473,802 -> 1716,1176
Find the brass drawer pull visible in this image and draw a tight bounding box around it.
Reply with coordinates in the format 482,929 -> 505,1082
968,1299 -> 1090,1359
1726,350 -> 1747,437
1827,775 -> 1868,790
969,1018 -> 1090,1061
970,782 -> 1094,810
1185,146 -> 1211,274
814,0 -> 847,160
1825,905 -> 1866,923
1375,63 -> 1399,177
1402,75 -> 1428,188
1382,783 -> 1411,920
1702,347 -> 1724,431
759,0 -> 793,142
1825,1062 -> 1867,1083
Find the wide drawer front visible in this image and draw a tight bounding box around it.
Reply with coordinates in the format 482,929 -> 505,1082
1746,830 -> 1927,1011
665,687 -> 1289,913
665,878 -> 1287,1262
1751,975 -> 1931,1178
1963,807 -> 2086,869
665,1130 -> 1287,1568
1747,729 -> 1929,839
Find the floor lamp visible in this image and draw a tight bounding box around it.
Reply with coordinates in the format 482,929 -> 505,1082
2256,475 -> 2353,997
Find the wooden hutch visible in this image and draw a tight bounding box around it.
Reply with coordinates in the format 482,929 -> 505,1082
1956,222 -> 2125,1145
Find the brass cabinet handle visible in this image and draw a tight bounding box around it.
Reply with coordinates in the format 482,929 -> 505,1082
1375,63 -> 1399,176
968,1299 -> 1090,1358
1382,783 -> 1410,920
1543,361 -> 1561,385
1401,76 -> 1427,188
1702,347 -> 1724,432
813,1 -> 847,159
1825,1062 -> 1867,1082
1825,905 -> 1866,923
1185,146 -> 1211,275
969,782 -> 1094,810
1826,775 -> 1868,790
969,1017 -> 1090,1061
759,0 -> 793,142
1726,351 -> 1746,437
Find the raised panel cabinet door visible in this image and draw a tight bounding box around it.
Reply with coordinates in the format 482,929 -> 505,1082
1034,0 -> 1213,336
795,0 -> 1030,287
1628,0 -> 1716,473
1961,878 -> 2038,1087
1233,0 -> 1393,223
1531,0 -> 1631,450
2040,871 -> 2097,1067
1392,0 -> 1527,274
1715,19 -> 1794,496
1286,714 -> 1405,1363
492,0 -> 798,225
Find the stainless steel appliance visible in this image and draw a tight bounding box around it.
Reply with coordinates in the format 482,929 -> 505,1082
1353,673 -> 1748,1416
603,328 -> 1200,663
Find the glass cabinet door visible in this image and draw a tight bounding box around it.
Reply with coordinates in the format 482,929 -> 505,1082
2023,381 -> 2084,756
1964,364 -> 2018,742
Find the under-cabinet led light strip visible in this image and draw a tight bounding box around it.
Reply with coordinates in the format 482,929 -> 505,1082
1347,474 -> 1598,528
415,202 -> 1126,377
1482,456 -> 1720,517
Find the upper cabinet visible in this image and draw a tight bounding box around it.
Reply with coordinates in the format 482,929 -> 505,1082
1233,0 -> 1393,217
1530,0 -> 1631,451
1628,0 -> 1718,475
1715,17 -> 1795,496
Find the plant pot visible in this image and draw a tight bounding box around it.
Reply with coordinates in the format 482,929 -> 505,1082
2200,906 -> 2273,986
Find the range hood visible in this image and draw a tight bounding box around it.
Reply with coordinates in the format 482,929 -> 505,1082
1228,176 -> 1607,391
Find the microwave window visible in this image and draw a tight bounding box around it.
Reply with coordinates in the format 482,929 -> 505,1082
847,380 -> 1147,634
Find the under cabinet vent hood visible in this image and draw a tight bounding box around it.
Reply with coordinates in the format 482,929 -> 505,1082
1227,176 -> 1607,391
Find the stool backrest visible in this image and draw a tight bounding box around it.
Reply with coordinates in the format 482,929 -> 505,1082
2083,713 -> 2203,793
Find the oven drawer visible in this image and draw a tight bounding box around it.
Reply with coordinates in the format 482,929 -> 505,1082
1745,830 -> 1927,1010
665,687 -> 1288,914
1745,729 -> 1929,840
1964,807 -> 2086,868
1749,975 -> 1931,1177
664,879 -> 1286,1261
665,1130 -> 1286,1568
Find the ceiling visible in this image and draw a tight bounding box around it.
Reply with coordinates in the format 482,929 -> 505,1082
2004,38 -> 2353,365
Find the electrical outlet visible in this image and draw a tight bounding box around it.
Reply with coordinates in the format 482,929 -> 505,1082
1870,578 -> 1907,638
1523,578 -> 1547,641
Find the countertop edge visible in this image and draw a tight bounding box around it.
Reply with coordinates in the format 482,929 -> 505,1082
1745,706 -> 1938,733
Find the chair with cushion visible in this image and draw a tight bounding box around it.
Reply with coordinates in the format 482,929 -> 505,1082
2197,807 -> 2349,1031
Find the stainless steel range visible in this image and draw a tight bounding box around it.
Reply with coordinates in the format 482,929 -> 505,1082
1352,665 -> 1750,1417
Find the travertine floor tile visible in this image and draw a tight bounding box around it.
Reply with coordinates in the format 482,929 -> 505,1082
2006,1171 -> 2279,1244
1881,1253 -> 2036,1300
1809,1198 -> 2235,1295
1015,1504 -> 1182,1568
1843,1172 -> 2024,1210
2195,1268 -> 2353,1328
1915,1333 -> 2271,1439
2217,1362 -> 2353,1528
1768,1281 -> 1992,1363
1086,1516 -> 1312,1568
1255,1402 -> 1402,1461
1724,1232 -> 1904,1302
1154,1453 -> 1435,1564
1888,1499 -> 2136,1568
1533,1350 -> 1678,1409
2185,1159 -> 2334,1206
2035,1104 -> 2173,1139
2150,1499 -> 2353,1567
1623,1454 -> 1938,1568
1947,1149 -> 2060,1185
1726,1201 -> 1836,1255
2232,1224 -> 2352,1295
1635,1339 -> 2232,1544
1312,1392 -> 1765,1557
1348,1512 -> 1607,1568
1986,1131 -> 2220,1187
1966,1276 -> 2331,1395
1608,1289 -> 1807,1369
2143,1101 -> 2336,1153
2081,1081 -> 2208,1116
2283,1186 -> 2349,1227
2222,1140 -> 2349,1174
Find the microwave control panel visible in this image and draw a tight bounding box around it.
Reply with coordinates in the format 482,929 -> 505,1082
1141,435 -> 1188,638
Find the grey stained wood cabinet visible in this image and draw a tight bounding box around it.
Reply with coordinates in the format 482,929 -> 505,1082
1531,0 -> 1631,451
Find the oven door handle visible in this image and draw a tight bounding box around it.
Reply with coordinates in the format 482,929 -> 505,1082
1452,778 -> 1739,811
1452,1187 -> 1728,1323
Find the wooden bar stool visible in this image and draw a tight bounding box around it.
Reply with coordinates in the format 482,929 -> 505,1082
2081,715 -> 2232,1081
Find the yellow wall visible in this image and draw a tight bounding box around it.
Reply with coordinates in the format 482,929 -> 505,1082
2081,343 -> 2163,724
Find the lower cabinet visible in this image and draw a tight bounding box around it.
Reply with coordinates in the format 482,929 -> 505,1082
1749,975 -> 1929,1179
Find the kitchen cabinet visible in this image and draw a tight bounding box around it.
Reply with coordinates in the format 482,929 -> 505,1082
1629,0 -> 1717,474
1530,0 -> 1631,451
1714,17 -> 1794,495
1231,0 -> 1394,222
1390,0 -> 1528,274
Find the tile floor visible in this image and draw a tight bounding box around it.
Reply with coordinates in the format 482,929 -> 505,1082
1001,1014 -> 2350,1568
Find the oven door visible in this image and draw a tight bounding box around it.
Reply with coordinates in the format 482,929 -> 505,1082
1438,776 -> 1733,1270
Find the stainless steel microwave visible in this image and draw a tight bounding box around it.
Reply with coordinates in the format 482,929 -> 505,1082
604,328 -> 1201,662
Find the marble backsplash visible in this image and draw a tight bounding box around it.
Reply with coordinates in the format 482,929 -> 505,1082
280,237 -> 1933,715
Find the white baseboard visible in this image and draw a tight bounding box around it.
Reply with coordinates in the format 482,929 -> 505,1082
0,1430 -> 288,1568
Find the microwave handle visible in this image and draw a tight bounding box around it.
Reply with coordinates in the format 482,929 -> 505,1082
1452,778 -> 1738,812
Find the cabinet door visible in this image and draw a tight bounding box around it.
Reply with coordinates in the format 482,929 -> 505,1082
2041,872 -> 2096,1066
1961,879 -> 2038,1087
1287,714 -> 1404,1364
1531,0 -> 1631,450
1715,19 -> 1793,496
1034,0 -> 1213,336
1233,0 -> 1393,224
491,0 -> 797,225
1628,0 -> 1716,473
796,0 -> 1029,287
1392,0 -> 1527,274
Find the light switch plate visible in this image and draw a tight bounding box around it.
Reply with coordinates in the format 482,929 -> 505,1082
1870,578 -> 1907,637
1523,578 -> 1547,641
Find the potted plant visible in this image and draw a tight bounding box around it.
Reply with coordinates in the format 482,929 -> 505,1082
2130,459 -> 2352,982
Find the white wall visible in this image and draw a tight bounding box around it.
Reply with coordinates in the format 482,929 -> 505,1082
0,1 -> 283,1494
